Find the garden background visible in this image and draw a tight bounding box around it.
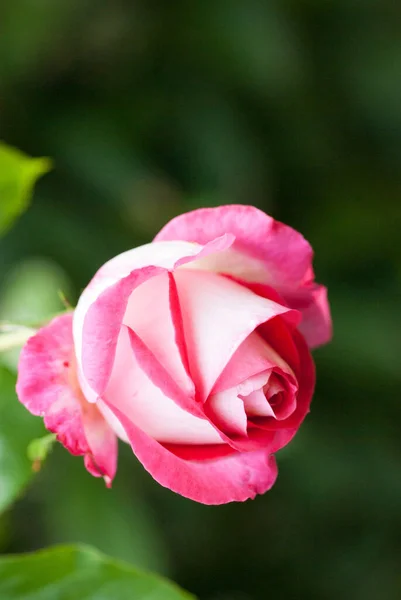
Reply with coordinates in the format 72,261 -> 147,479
1,1 -> 400,598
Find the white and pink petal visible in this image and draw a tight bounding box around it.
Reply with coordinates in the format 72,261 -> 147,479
155,205 -> 332,349
103,400 -> 278,505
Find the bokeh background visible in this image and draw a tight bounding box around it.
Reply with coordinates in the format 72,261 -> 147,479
1,1 -> 401,599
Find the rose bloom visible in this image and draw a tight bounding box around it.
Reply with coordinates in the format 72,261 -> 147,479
17,205 -> 331,504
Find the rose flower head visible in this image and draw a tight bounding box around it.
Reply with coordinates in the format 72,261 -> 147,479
17,205 -> 332,504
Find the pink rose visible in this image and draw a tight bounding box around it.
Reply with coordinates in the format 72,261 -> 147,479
16,205 -> 331,504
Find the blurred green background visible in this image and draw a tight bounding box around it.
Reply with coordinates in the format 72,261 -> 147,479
1,1 -> 401,599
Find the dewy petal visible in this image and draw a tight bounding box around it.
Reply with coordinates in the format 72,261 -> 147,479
155,204 -> 332,349
16,313 -> 117,485
102,400 -> 278,505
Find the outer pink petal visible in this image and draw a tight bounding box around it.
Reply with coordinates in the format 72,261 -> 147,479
81,406 -> 117,486
155,204 -> 311,286
155,205 -> 332,348
103,400 -> 278,504
285,283 -> 332,348
16,314 -> 117,485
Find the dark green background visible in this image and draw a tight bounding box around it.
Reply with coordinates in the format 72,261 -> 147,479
1,1 -> 401,599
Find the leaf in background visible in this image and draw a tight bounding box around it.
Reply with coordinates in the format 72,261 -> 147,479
0,367 -> 45,513
27,434 -> 57,472
0,545 -> 195,600
0,142 -> 51,236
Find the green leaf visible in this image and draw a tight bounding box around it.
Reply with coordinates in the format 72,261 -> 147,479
0,367 -> 45,513
0,544 -> 196,600
27,434 -> 57,467
0,142 -> 51,236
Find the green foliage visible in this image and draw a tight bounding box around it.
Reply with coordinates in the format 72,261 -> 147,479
0,142 -> 50,236
0,545 -> 195,600
0,367 -> 44,513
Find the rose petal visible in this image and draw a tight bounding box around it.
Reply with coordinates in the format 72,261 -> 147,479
242,388 -> 276,418
76,265 -> 165,400
73,240 -> 207,377
174,269 -> 300,399
207,390 -> 248,437
168,272 -> 191,376
102,400 -> 278,504
81,405 -> 118,486
155,204 -> 332,348
205,326 -> 315,454
212,330 -> 294,394
16,313 -> 117,485
104,326 -> 224,445
251,328 -> 315,441
123,324 -> 202,418
163,442 -> 238,461
174,233 -> 235,268
264,374 -> 297,421
123,272 -> 195,406
286,283 -> 332,348
155,205 -> 312,286
74,235 -> 236,401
